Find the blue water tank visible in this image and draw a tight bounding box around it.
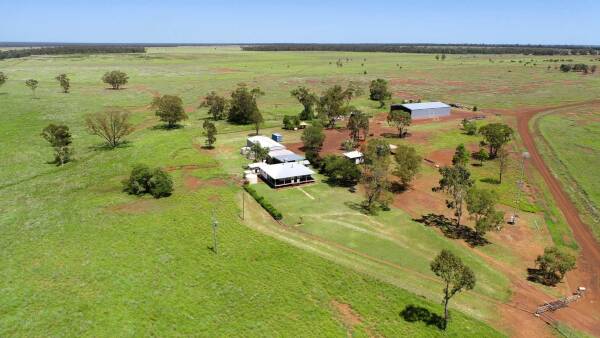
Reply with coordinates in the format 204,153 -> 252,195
272,133 -> 283,142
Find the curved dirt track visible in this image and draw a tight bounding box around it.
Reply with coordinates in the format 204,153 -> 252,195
505,101 -> 600,336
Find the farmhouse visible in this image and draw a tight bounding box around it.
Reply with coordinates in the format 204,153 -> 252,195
254,162 -> 315,188
247,135 -> 286,151
390,102 -> 451,120
343,150 -> 364,164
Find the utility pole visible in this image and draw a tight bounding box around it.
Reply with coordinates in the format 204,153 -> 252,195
212,210 -> 219,254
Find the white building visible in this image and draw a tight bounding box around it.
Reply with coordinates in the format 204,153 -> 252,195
343,151 -> 364,164
246,135 -> 286,151
253,162 -> 315,188
390,102 -> 451,120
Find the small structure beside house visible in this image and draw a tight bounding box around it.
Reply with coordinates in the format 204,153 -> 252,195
271,133 -> 283,142
343,150 -> 364,164
247,135 -> 286,151
254,162 -> 315,188
390,102 -> 451,120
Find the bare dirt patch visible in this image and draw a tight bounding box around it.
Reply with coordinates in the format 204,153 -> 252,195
331,300 -> 377,337
184,176 -> 227,191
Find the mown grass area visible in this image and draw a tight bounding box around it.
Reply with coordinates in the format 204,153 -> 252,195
534,107 -> 600,241
0,47 -> 507,336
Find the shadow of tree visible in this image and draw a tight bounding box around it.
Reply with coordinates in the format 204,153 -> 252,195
414,213 -> 490,247
390,181 -> 409,194
344,201 -> 369,214
381,132 -> 410,139
89,141 -> 132,151
480,177 -> 500,185
527,268 -> 559,286
152,124 -> 184,130
400,305 -> 446,330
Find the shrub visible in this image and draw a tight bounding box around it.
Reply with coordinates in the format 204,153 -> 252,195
123,164 -> 173,198
244,185 -> 283,220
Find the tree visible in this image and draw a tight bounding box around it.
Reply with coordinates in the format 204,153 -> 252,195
347,110 -> 369,142
321,155 -> 361,186
534,247 -> 576,286
251,109 -> 264,135
283,115 -> 300,130
466,187 -> 504,235
362,139 -> 392,213
394,145 -> 421,188
437,165 -> 474,225
152,95 -> 188,128
250,142 -> 269,162
497,147 -> 509,184
200,91 -> 228,120
317,85 -> 357,128
0,72 -> 7,89
369,78 -> 392,108
461,119 -> 477,135
430,250 -> 476,328
387,110 -> 412,137
302,124 -> 325,153
473,148 -> 489,166
55,73 -> 70,93
40,124 -> 73,165
227,84 -> 264,124
25,79 -> 39,97
290,86 -> 318,120
452,144 -> 469,167
102,70 -> 128,89
122,164 -> 173,198
85,110 -> 134,148
479,123 -> 514,158
203,120 -> 217,148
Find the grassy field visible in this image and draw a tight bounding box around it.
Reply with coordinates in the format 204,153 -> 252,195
534,106 -> 600,240
1,46 -> 599,336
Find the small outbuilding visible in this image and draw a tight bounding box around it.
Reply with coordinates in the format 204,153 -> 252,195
255,162 -> 315,188
247,135 -> 286,151
343,151 -> 364,164
390,102 -> 451,120
271,133 -> 283,142
268,149 -> 305,164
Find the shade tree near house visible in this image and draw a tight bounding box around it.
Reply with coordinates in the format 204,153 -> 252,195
102,70 -> 128,89
317,84 -> 362,128
40,124 -> 73,166
55,73 -> 70,93
394,144 -> 421,188
152,94 -> 188,128
201,91 -> 228,120
85,110 -> 134,148
301,124 -> 325,163
361,138 -> 393,213
250,142 -> 269,162
290,86 -> 318,120
387,109 -> 412,138
227,84 -> 264,125
282,115 -> 300,130
472,148 -> 489,166
369,78 -> 392,108
320,155 -> 361,187
347,110 -> 369,142
430,249 -> 476,329
203,120 -> 217,148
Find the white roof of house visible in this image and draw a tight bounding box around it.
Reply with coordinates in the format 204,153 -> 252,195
343,151 -> 363,159
257,162 -> 314,180
400,102 -> 450,110
268,149 -> 304,162
247,135 -> 285,150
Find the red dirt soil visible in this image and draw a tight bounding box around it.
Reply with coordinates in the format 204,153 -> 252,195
491,101 -> 600,337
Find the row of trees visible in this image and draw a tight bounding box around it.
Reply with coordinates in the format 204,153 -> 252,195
3,70 -> 124,97
559,63 -> 597,74
200,85 -> 264,134
242,43 -> 600,55
0,45 -> 146,60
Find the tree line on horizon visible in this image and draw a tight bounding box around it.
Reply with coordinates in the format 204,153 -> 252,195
242,43 -> 600,56
0,46 -> 146,60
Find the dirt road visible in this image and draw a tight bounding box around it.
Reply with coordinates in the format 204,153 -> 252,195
502,101 -> 600,336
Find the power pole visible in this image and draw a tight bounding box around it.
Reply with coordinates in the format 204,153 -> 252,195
212,210 -> 219,254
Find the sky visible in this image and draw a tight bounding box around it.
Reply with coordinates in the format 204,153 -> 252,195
1,0 -> 599,45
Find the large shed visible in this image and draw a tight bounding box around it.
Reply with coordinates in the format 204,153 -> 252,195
247,135 -> 286,151
390,102 -> 451,120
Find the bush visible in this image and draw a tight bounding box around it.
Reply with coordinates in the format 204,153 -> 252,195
244,185 -> 283,220
123,164 -> 173,198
